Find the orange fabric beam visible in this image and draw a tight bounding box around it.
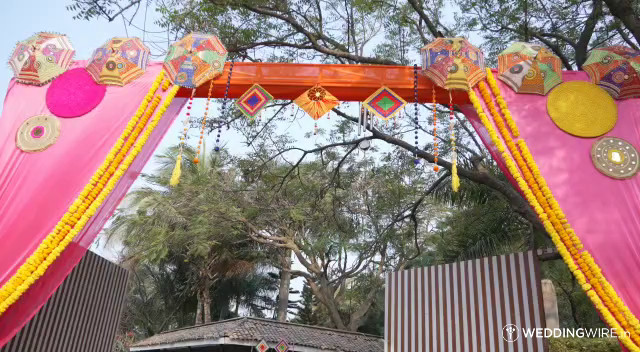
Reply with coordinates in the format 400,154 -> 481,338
176,62 -> 471,104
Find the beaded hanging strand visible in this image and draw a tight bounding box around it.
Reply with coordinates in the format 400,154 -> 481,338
215,61 -> 235,152
170,87 -> 196,186
449,90 -> 460,191
432,86 -> 440,172
194,79 -> 215,164
413,64 -> 420,165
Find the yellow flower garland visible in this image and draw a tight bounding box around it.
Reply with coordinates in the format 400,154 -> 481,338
469,72 -> 640,350
484,69 -> 640,342
0,74 -> 180,316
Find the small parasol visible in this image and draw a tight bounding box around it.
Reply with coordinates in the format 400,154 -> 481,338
497,42 -> 563,95
86,37 -> 150,86
420,37 -> 486,91
8,32 -> 75,86
163,32 -> 228,88
583,45 -> 640,100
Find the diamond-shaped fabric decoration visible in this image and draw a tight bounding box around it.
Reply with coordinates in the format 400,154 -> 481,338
236,84 -> 273,119
275,339 -> 289,352
364,86 -> 407,120
293,85 -> 340,120
255,339 -> 270,352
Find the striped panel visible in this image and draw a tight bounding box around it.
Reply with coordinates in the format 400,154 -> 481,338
385,251 -> 547,352
1,251 -> 129,352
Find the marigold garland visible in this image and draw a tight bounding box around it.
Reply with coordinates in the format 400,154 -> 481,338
469,74 -> 640,350
0,74 -> 180,317
484,68 -> 640,343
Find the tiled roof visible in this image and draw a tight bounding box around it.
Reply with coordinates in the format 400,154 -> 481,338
131,317 -> 383,352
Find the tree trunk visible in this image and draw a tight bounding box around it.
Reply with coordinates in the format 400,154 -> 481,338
195,291 -> 203,325
603,0 -> 640,45
276,249 -> 292,322
203,277 -> 212,324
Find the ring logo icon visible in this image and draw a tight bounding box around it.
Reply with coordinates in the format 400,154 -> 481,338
503,324 -> 520,342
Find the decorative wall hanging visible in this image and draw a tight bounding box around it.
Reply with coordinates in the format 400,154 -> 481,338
8,32 -> 75,86
497,42 -> 563,95
235,84 -> 273,120
413,65 -> 420,165
420,37 -> 485,91
583,46 -> 640,100
86,37 -> 150,86
163,32 -> 228,88
275,340 -> 289,352
591,137 -> 638,179
16,115 -> 60,153
255,340 -> 270,352
294,85 -> 340,134
215,61 -> 234,152
363,86 -> 406,120
45,68 -> 107,118
547,81 -> 617,137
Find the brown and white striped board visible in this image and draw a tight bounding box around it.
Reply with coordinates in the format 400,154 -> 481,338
385,251 -> 547,352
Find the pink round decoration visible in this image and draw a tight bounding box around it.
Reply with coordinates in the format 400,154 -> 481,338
46,68 -> 107,118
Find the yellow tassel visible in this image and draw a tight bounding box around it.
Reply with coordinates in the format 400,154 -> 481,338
452,157 -> 460,192
170,155 -> 182,186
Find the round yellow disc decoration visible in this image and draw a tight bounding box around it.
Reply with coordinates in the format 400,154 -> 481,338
16,115 -> 61,153
547,81 -> 617,137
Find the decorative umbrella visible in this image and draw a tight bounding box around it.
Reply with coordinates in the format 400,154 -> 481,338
497,42 -> 563,95
420,37 -> 485,91
583,46 -> 640,100
8,32 -> 74,86
163,32 -> 228,88
86,37 -> 150,86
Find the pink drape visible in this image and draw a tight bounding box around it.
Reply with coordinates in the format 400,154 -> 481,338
460,71 -> 640,337
0,61 -> 186,345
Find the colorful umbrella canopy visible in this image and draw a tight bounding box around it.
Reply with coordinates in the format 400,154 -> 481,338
163,32 -> 228,88
86,37 -> 150,86
583,46 -> 640,100
420,37 -> 485,91
8,32 -> 75,86
497,42 -> 563,95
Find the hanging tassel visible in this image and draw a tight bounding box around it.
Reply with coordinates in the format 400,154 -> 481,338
451,152 -> 460,192
170,154 -> 182,186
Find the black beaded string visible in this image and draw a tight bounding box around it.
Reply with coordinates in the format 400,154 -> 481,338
215,61 -> 234,152
413,64 -> 420,165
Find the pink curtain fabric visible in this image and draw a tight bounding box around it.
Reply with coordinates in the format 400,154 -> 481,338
460,71 -> 640,338
0,61 -> 186,345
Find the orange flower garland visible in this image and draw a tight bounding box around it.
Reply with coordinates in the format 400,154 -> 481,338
432,87 -> 439,172
469,72 -> 640,350
0,73 -> 180,317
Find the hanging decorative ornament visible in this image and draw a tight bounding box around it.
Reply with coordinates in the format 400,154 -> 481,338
215,61 -> 234,152
46,67 -> 106,118
255,340 -> 270,352
449,91 -> 460,191
170,88 -> 196,186
583,45 -> 640,100
235,83 -> 273,120
420,37 -> 485,91
413,64 -> 420,165
86,37 -> 150,86
163,32 -> 228,88
364,86 -> 407,120
591,137 -> 638,179
16,115 -> 61,153
497,42 -> 563,95
195,79 -> 215,163
294,85 -> 340,134
8,32 -> 75,86
432,86 -> 439,172
547,81 -> 617,137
